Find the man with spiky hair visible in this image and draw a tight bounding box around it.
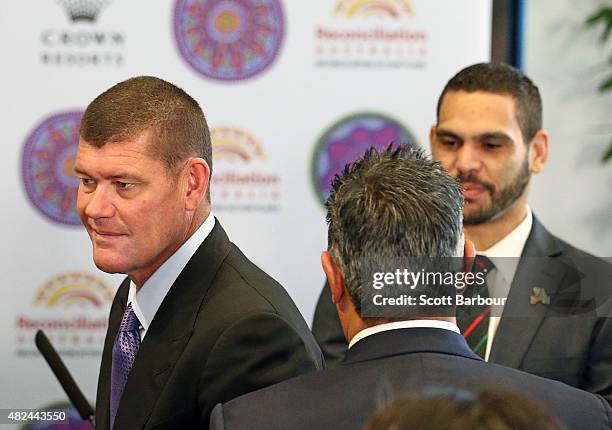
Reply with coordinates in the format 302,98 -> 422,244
209,146 -> 611,430
312,62 -> 612,405
75,76 -> 323,430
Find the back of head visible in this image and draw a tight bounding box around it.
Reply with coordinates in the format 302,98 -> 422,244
80,76 -> 212,182
325,145 -> 463,317
436,62 -> 542,144
364,389 -> 565,430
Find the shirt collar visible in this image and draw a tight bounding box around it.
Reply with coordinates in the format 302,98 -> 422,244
128,212 -> 216,332
477,207 -> 532,283
348,319 -> 460,349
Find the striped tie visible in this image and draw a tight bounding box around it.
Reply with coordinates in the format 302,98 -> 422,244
457,255 -> 494,358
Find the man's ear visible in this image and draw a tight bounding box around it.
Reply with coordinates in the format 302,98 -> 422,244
529,129 -> 548,174
321,251 -> 345,305
429,125 -> 437,147
184,158 -> 210,210
463,238 -> 476,271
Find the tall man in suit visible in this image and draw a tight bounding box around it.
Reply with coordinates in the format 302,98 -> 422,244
210,146 -> 612,430
312,63 -> 612,403
75,76 -> 323,429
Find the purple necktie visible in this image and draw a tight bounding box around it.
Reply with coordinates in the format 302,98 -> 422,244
110,303 -> 141,427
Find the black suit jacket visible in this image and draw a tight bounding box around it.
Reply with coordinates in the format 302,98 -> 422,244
95,221 -> 323,429
210,328 -> 612,430
312,215 -> 612,403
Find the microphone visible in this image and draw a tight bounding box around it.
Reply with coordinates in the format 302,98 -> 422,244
35,329 -> 95,427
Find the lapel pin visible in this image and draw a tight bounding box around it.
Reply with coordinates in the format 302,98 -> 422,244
530,286 -> 550,305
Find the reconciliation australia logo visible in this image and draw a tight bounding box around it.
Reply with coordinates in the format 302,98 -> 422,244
314,0 -> 428,69
311,111 -> 418,205
210,127 -> 281,212
14,272 -> 113,358
39,0 -> 125,66
173,0 -> 285,81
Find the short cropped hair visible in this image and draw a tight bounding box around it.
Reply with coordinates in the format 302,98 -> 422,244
364,389 -> 565,430
436,62 -> 543,144
80,76 -> 212,179
325,145 -> 463,316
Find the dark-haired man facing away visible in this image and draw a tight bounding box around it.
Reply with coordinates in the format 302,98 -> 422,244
75,76 -> 323,429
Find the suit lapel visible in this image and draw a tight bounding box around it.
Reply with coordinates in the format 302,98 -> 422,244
112,220 -> 232,429
488,216 -> 566,367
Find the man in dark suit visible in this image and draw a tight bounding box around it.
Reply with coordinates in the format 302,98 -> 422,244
312,62 -> 612,403
75,76 -> 323,429
210,146 -> 612,430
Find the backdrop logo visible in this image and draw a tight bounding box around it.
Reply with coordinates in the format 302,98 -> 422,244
334,0 -> 413,18
39,0 -> 125,66
21,111 -> 82,226
315,0 -> 427,69
211,127 -> 280,211
174,0 -> 285,81
34,272 -> 114,309
15,272 -> 112,358
57,0 -> 110,22
311,112 -> 417,205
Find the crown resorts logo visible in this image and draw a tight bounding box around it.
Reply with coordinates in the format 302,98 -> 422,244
211,127 -> 280,211
15,272 -> 113,358
315,0 -> 427,69
333,0 -> 413,18
21,111 -> 82,226
173,0 -> 285,81
40,0 -> 125,66
57,0 -> 110,22
311,112 -> 418,205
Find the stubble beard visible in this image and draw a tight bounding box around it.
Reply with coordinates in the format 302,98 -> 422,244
462,157 -> 531,226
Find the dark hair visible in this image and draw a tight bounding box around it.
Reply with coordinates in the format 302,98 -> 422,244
436,62 -> 542,144
80,76 -> 212,191
364,388 -> 565,430
325,145 -> 463,317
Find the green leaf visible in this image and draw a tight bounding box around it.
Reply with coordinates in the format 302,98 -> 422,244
598,74 -> 612,93
602,141 -> 612,163
586,7 -> 612,43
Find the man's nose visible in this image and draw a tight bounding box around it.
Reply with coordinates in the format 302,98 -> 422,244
83,186 -> 115,219
455,144 -> 482,175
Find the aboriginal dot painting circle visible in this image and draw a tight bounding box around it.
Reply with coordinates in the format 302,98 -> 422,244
312,112 -> 418,206
174,0 -> 285,81
22,111 -> 83,226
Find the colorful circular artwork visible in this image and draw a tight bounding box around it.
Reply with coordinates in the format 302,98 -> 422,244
174,0 -> 285,81
312,112 -> 418,205
22,111 -> 82,226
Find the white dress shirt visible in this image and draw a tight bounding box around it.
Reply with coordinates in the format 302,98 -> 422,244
127,212 -> 216,340
348,319 -> 460,349
478,208 -> 532,361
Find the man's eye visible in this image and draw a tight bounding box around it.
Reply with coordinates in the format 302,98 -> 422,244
441,139 -> 458,147
483,142 -> 500,150
80,178 -> 94,186
115,182 -> 134,190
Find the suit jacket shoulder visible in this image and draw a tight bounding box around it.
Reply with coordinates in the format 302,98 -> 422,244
211,329 -> 612,430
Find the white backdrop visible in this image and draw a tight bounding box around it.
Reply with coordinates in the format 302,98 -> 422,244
1,0 -> 491,424
526,0 -> 612,257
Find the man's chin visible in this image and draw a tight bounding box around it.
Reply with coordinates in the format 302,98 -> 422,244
92,255 -> 127,275
463,202 -> 496,225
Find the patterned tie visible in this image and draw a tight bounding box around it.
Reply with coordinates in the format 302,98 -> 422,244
110,303 -> 141,427
457,255 -> 495,358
